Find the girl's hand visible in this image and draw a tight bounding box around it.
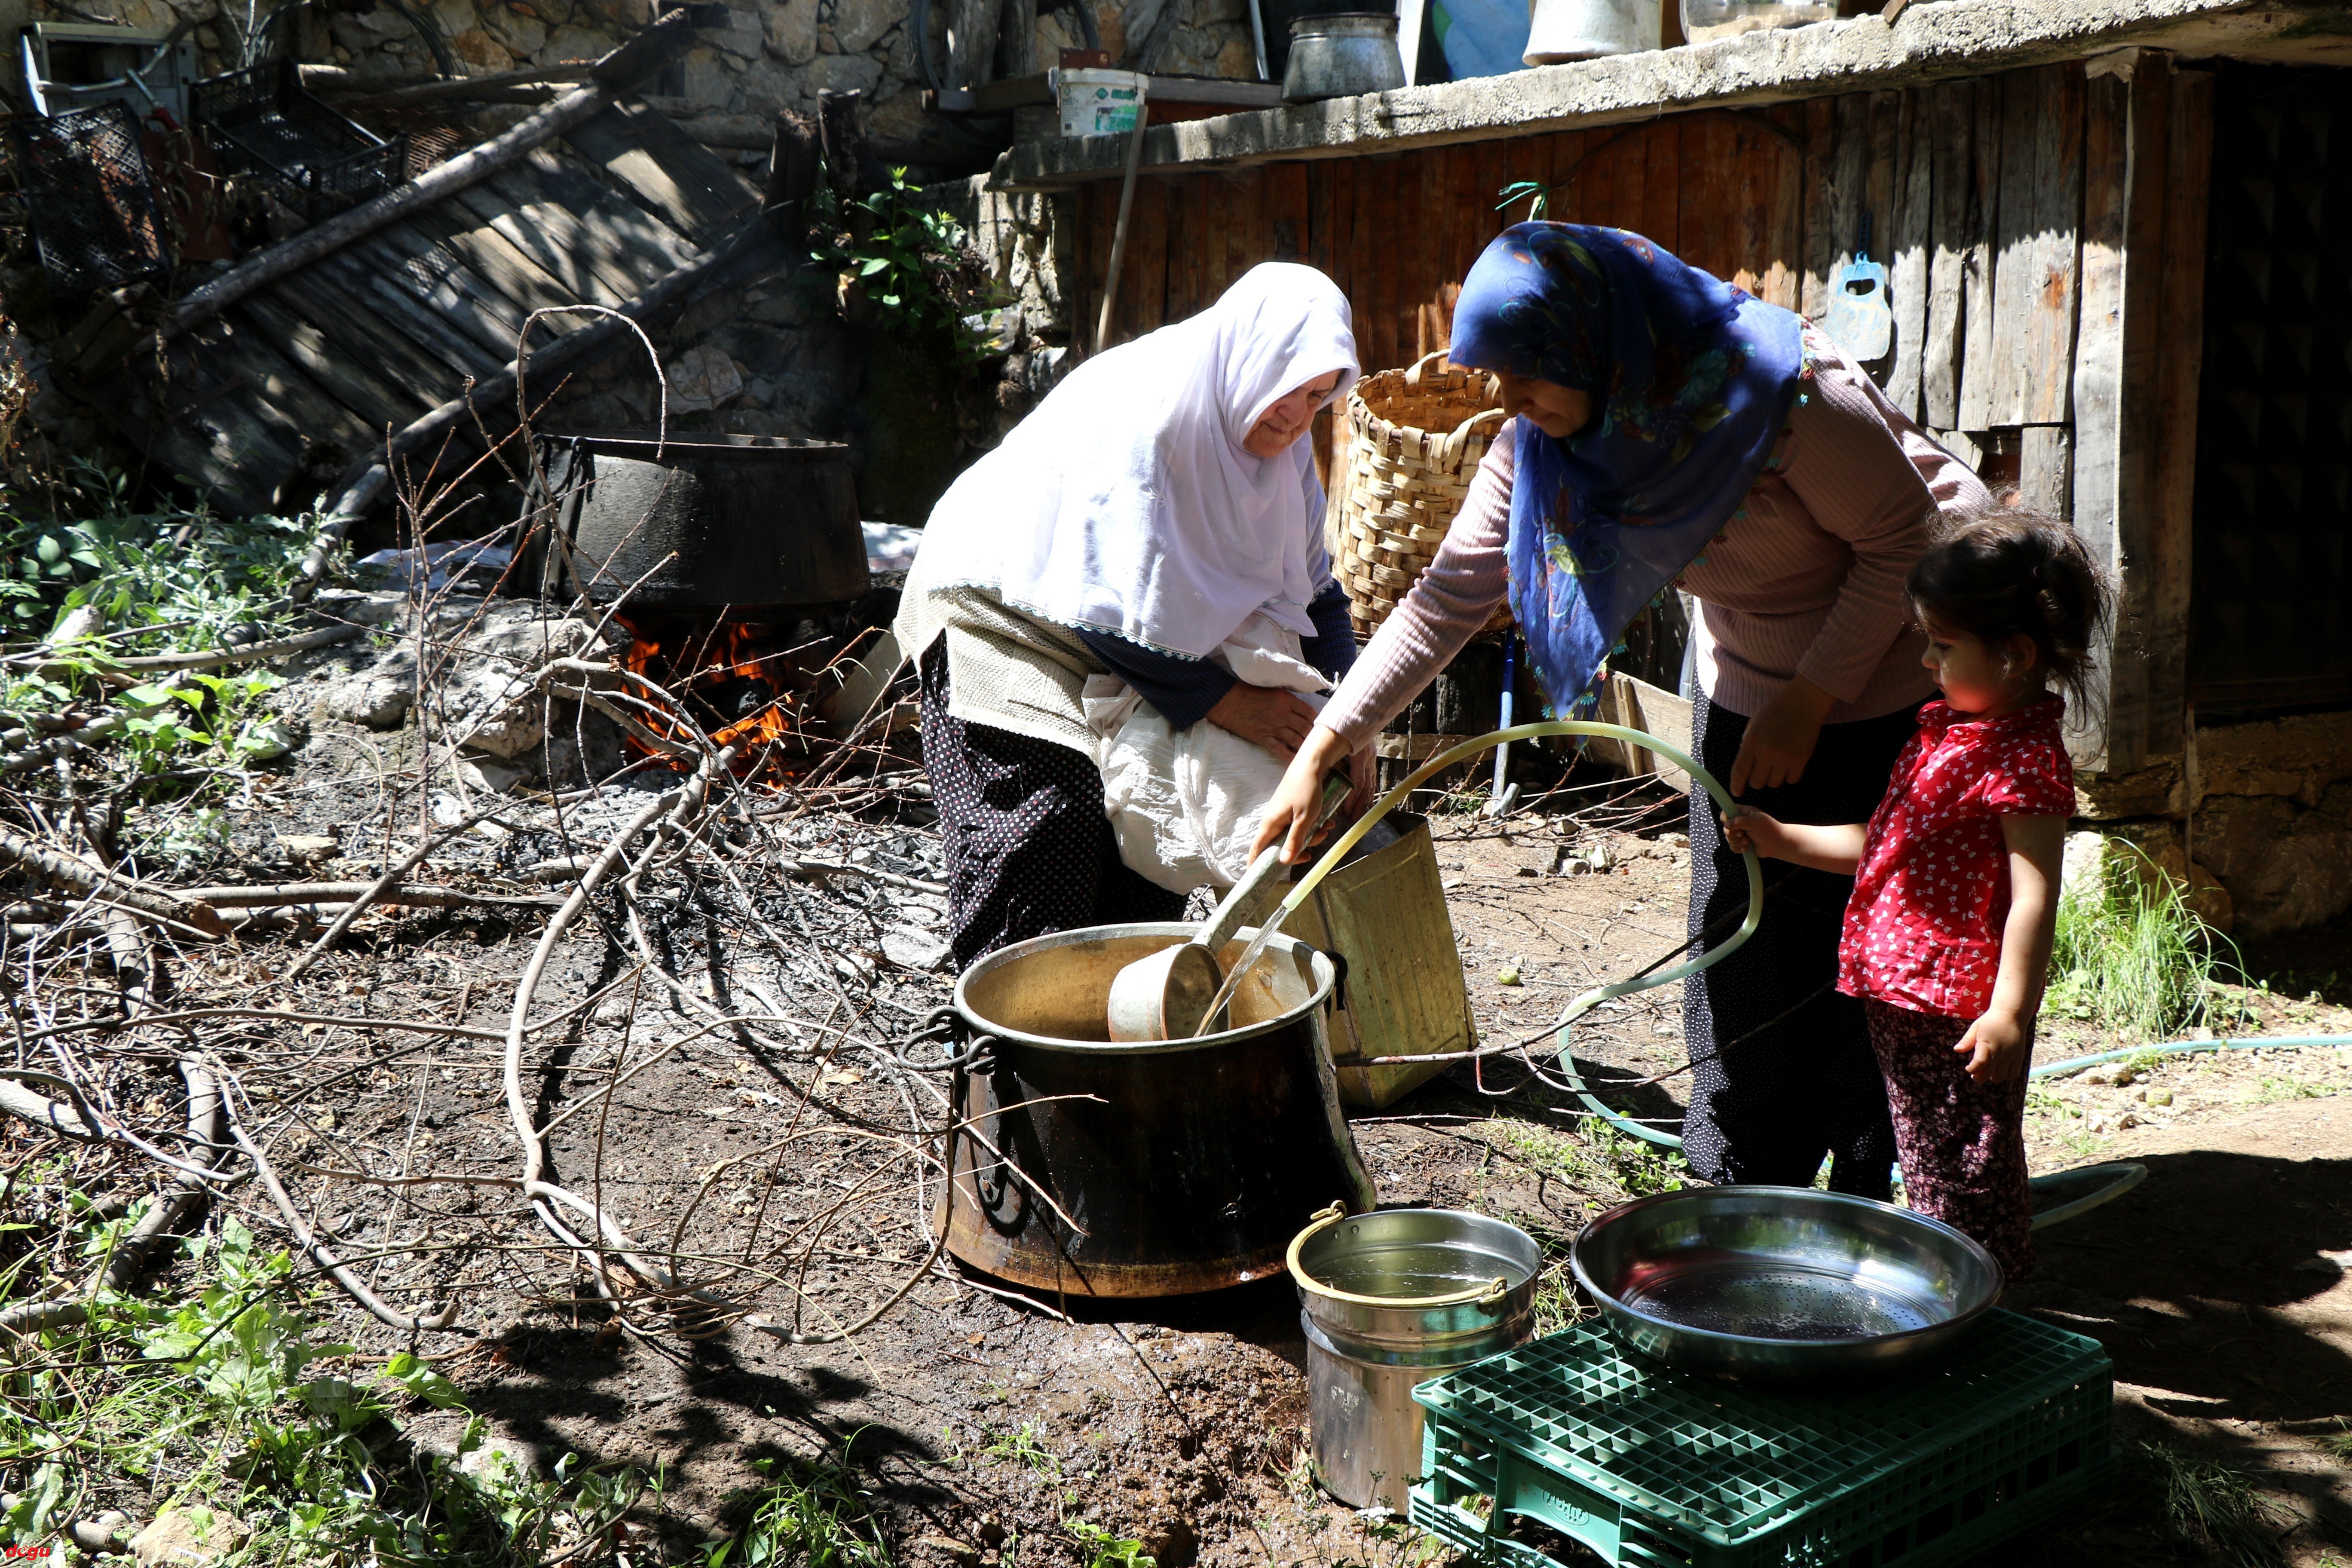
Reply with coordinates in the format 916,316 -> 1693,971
1206,683 -> 1320,761
1729,676 -> 1837,796
1720,804 -> 1786,858
1252,725 -> 1353,864
1954,1010 -> 2030,1083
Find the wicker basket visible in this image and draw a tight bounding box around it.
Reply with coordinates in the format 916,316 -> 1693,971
1332,351 -> 1509,638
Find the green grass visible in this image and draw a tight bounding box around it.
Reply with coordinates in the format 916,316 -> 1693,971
2135,1439 -> 2288,1567
0,1206 -> 665,1565
708,1447 -> 894,1568
2048,846 -> 2242,1041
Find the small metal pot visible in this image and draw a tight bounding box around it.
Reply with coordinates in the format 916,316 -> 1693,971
1571,1185 -> 2002,1384
1289,1206 -> 1539,1510
940,923 -> 1376,1297
1282,13 -> 1405,103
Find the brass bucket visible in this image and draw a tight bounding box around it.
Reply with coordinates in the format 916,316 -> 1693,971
1280,812 -> 1474,1110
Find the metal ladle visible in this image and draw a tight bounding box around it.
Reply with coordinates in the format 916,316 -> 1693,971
1105,775 -> 1350,1042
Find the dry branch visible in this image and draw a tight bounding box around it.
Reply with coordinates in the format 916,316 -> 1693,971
0,827 -> 225,936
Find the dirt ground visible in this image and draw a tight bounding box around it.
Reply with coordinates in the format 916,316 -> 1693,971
130,738 -> 2352,1568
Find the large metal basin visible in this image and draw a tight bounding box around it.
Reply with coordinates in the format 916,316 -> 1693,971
941,923 -> 1376,1298
1571,1186 -> 2001,1385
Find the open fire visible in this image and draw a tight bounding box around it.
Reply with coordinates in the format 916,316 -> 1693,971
614,610 -> 812,769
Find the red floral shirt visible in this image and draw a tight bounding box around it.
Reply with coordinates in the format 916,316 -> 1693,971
1837,696 -> 2075,1019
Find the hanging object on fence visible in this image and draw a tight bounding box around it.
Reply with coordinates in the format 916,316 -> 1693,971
1822,212 -> 1893,364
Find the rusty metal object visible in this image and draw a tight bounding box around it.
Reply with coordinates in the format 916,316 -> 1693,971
536,431 -> 869,610
941,923 -> 1376,1297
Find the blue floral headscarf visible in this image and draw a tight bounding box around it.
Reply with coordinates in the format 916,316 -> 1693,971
1449,224 -> 1803,714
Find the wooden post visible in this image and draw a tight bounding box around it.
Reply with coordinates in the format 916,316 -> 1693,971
2066,52 -> 2196,776
950,0 -> 1002,90
1001,0 -> 1038,77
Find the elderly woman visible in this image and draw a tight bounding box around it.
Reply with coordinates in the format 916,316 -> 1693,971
896,263 -> 1365,968
1258,224 -> 1990,1198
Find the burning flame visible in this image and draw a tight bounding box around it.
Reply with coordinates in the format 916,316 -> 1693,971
616,614 -> 800,768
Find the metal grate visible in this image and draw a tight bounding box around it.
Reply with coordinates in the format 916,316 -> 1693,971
2190,65 -> 2352,713
0,103 -> 175,300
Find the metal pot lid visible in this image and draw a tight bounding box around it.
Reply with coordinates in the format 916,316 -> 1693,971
1289,11 -> 1399,34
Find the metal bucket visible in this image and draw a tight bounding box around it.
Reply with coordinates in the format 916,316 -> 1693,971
1282,13 -> 1406,102
941,924 -> 1376,1297
1289,1206 -> 1540,1510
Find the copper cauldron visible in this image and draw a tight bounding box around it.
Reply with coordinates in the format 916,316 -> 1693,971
940,923 -> 1376,1297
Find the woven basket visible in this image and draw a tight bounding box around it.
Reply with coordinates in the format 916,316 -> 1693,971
1333,352 -> 1510,638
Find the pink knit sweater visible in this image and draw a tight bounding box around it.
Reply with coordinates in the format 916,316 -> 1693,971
1319,336 -> 1990,746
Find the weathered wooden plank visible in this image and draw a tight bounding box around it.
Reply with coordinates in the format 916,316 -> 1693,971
1985,67 -> 2047,426
563,98 -> 759,245
1130,175 -> 1170,336
1268,162 -> 1308,269
1889,90 -> 1930,416
1368,157 -> 1402,371
1643,116 -> 1681,255
1865,89 -> 1899,274
307,247 -> 511,384
1678,116 -> 1736,283
1922,80 -> 1971,428
233,292 -> 428,431
260,262 -> 489,413
1325,157 -> 1355,309
403,202 -> 594,322
2024,64 -> 2086,425
2017,425 -> 2071,518
2144,68 -> 2213,761
2067,67 -> 2141,771
1955,71 -> 2004,429
1761,104 -> 1805,311
505,151 -> 700,283
447,178 -> 639,306
1801,96 -> 1838,320
351,219 -> 545,362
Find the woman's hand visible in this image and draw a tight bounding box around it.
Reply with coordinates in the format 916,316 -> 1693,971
1729,676 -> 1837,796
1251,724 -> 1353,864
1953,1010 -> 2030,1083
1206,683 -> 1321,761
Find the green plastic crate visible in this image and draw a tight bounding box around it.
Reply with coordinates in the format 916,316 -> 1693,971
1409,1310 -> 2113,1568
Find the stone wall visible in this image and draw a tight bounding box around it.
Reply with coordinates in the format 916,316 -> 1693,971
2075,709 -> 2352,940
3,0 -> 1251,163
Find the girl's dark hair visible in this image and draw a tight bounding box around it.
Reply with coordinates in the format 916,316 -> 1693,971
1907,502 -> 2112,707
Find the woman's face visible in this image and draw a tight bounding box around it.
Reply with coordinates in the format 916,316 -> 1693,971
1243,372 -> 1342,458
1493,372 -> 1595,441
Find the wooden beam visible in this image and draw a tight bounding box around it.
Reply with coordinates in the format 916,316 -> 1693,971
157,8 -> 702,347
2144,68 -> 2213,761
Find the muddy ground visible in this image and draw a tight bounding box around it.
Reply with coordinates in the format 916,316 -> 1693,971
96,715 -> 2352,1568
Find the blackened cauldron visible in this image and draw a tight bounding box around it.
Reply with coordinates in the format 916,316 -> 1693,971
535,432 -> 869,610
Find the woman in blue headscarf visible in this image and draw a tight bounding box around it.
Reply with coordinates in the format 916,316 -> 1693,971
1255,224 -> 1990,1197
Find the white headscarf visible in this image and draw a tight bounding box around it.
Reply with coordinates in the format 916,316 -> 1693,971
913,263 -> 1359,660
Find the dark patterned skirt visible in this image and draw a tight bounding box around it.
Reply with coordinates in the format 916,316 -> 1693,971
1681,692 -> 1920,1199
919,641 -> 1185,969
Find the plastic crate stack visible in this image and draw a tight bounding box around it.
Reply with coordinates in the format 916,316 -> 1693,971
0,103 -> 175,299
192,59 -> 405,225
1410,1311 -> 2113,1568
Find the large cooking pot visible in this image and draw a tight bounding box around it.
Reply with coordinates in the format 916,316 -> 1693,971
533,431 -> 869,610
941,923 -> 1377,1297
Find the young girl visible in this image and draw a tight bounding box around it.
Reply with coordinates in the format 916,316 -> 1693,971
1723,508 -> 2109,1279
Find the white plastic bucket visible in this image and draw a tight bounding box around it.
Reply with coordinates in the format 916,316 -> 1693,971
1524,0 -> 1660,62
1054,67 -> 1145,137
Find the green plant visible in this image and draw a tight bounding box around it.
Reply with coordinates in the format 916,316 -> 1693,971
708,1446 -> 893,1568
0,1205 -> 662,1565
1529,1262 -> 1587,1337
2048,848 -> 2240,1041
2135,1440 -> 2288,1567
818,168 -> 995,361
978,1422 -> 1060,1479
0,460 -> 314,643
1587,1121 -> 1687,1198
1066,1516 -> 1154,1568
